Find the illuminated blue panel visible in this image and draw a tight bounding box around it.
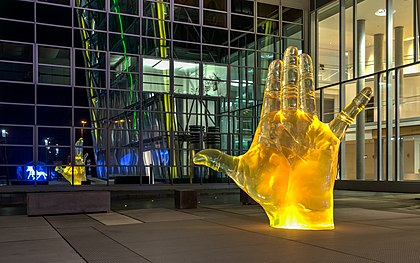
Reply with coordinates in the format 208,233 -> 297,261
159,150 -> 169,166
16,162 -> 48,181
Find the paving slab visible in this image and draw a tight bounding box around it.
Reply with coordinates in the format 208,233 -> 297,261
119,208 -> 203,222
2,190 -> 420,262
88,211 -> 142,226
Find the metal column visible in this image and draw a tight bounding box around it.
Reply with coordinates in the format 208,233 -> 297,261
395,26 -> 404,181
374,33 -> 384,181
356,19 -> 366,180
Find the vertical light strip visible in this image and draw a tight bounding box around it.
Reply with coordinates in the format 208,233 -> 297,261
157,1 -> 177,180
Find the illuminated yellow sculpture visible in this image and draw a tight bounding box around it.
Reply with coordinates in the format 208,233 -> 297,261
194,47 -> 372,230
55,138 -> 88,185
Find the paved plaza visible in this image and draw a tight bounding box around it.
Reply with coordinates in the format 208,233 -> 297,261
1,190 -> 420,262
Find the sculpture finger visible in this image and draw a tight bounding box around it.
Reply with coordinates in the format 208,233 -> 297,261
193,149 -> 239,176
261,59 -> 283,118
299,53 -> 316,115
328,87 -> 373,140
281,46 -> 300,111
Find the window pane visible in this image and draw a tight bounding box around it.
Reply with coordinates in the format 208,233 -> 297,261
204,10 -> 227,28
282,7 -> 303,23
173,23 -> 200,42
143,1 -> 170,20
174,77 -> 199,95
174,60 -> 199,78
0,62 -> 33,82
0,42 -> 33,63
0,1 -> 34,21
257,3 -> 279,19
36,3 -> 72,26
257,19 -> 279,35
143,74 -> 170,92
110,0 -> 139,15
174,6 -> 199,24
173,41 -> 200,60
232,0 -> 254,15
203,64 -> 227,80
175,0 -> 198,7
231,14 -> 254,32
0,20 -> 34,42
202,27 -> 228,45
283,23 -> 303,38
39,47 -> 70,66
204,0 -> 226,11
38,66 -> 70,85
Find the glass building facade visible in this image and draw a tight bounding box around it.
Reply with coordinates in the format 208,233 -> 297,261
0,0 -> 306,186
312,0 -> 420,184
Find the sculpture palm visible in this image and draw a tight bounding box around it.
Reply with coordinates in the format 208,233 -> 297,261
194,47 -> 372,230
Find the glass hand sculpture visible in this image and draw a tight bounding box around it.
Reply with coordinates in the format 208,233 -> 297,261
194,47 -> 372,230
55,137 -> 88,185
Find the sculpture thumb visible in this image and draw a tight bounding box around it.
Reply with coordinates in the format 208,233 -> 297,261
193,149 -> 239,176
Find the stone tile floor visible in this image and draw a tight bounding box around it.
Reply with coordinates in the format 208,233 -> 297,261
1,190 -> 420,262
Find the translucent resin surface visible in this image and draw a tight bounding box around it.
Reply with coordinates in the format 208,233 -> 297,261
55,138 -> 88,185
194,47 -> 372,230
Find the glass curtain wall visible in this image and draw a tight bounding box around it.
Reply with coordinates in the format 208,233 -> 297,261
0,0 -> 305,186
312,0 -> 420,182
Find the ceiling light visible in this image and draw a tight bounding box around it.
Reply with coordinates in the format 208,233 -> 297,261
375,9 -> 386,16
375,8 -> 396,17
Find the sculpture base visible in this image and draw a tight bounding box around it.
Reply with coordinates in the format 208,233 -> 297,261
265,205 -> 334,230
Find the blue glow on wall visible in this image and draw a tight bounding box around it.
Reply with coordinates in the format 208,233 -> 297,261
120,151 -> 138,166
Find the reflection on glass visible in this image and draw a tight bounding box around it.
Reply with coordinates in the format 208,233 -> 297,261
203,64 -> 227,80
257,3 -> 279,19
202,45 -> 229,63
257,35 -> 280,52
202,27 -> 228,45
174,78 -> 199,95
143,1 -> 169,19
203,80 -> 226,97
174,60 -> 199,78
356,0 -> 385,76
230,49 -> 254,66
0,42 -> 33,63
231,0 -> 254,15
174,6 -> 199,24
230,32 -> 255,49
203,0 -> 226,11
393,0 -> 414,65
173,23 -> 200,42
231,14 -> 254,31
175,0 -> 198,7
143,75 -> 170,93
257,19 -> 279,35
282,7 -> 303,23
173,41 -> 200,61
204,10 -> 227,27
143,58 -> 171,74
39,66 -> 70,85
318,2 -> 339,86
282,23 -> 302,39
